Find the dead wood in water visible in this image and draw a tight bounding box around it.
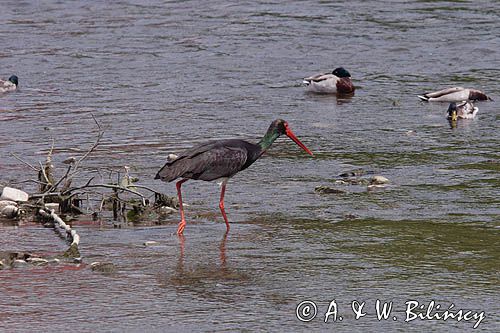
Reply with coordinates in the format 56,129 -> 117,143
3,115 -> 178,260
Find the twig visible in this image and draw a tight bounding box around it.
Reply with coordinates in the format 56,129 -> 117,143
127,184 -> 164,196
11,179 -> 49,185
38,161 -> 51,186
32,183 -> 148,206
49,164 -> 73,192
70,113 -> 104,177
10,153 -> 38,171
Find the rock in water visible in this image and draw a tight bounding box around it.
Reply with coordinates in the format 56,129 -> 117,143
90,262 -> 117,273
315,186 -> 346,194
0,187 -> 29,202
370,175 -> 389,185
1,205 -> 19,218
0,200 -> 17,210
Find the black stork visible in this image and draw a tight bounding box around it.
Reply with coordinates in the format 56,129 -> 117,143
155,119 -> 313,235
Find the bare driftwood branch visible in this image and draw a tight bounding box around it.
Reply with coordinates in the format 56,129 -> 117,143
64,183 -> 147,206
38,209 -> 80,246
38,161 -> 52,189
70,113 -> 104,177
49,164 -> 73,192
38,208 -> 81,258
31,183 -> 148,206
10,152 -> 38,171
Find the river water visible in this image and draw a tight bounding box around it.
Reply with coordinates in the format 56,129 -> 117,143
0,1 -> 499,332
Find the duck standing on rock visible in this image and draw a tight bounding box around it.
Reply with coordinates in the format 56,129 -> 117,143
447,101 -> 478,121
418,87 -> 491,102
0,75 -> 18,93
303,67 -> 355,94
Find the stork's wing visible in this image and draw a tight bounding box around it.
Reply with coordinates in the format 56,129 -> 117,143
155,140 -> 249,182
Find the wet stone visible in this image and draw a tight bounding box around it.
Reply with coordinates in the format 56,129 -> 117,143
0,187 -> 29,202
370,175 -> 390,185
90,262 -> 117,274
64,243 -> 81,259
339,169 -> 366,178
315,186 -> 347,194
27,257 -> 49,266
13,259 -> 28,267
1,205 -> 19,218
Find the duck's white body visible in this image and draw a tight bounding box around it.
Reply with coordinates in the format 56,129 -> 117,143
0,79 -> 16,93
303,73 -> 341,93
302,67 -> 355,94
418,87 -> 490,102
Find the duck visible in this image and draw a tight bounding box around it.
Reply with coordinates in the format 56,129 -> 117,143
418,87 -> 491,102
447,101 -> 478,121
0,75 -> 18,93
302,67 -> 355,94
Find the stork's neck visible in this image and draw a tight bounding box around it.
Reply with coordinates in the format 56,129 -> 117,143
257,129 -> 280,153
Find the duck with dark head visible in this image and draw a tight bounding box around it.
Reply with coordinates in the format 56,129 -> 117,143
0,75 -> 18,93
303,67 -> 355,95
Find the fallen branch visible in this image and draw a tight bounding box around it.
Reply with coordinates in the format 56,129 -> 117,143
69,113 -> 103,178
38,208 -> 81,258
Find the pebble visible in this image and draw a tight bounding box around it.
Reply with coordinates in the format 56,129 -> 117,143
90,262 -> 117,273
339,169 -> 366,178
370,175 -> 389,185
315,186 -> 346,194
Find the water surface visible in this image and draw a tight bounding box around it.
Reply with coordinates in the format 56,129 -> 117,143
0,1 -> 499,332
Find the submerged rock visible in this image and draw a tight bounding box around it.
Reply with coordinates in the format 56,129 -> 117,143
1,205 -> 19,218
167,153 -> 178,162
27,257 -> 49,266
13,259 -> 28,267
64,243 -> 81,259
315,186 -> 346,194
90,262 -> 117,274
339,169 -> 366,178
0,200 -> 17,210
0,187 -> 29,202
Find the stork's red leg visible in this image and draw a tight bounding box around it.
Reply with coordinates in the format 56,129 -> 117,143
176,179 -> 188,235
219,180 -> 230,232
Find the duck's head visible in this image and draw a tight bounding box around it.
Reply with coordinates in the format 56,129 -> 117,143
447,102 -> 458,121
8,75 -> 18,86
332,67 -> 351,78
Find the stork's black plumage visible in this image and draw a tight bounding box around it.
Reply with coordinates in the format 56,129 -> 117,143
155,139 -> 260,182
155,119 -> 313,235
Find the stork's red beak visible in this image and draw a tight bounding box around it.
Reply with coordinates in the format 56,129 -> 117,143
285,125 -> 313,156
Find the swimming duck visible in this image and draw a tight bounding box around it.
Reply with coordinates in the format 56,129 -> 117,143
0,75 -> 18,93
303,67 -> 355,94
447,101 -> 478,121
418,87 -> 490,102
